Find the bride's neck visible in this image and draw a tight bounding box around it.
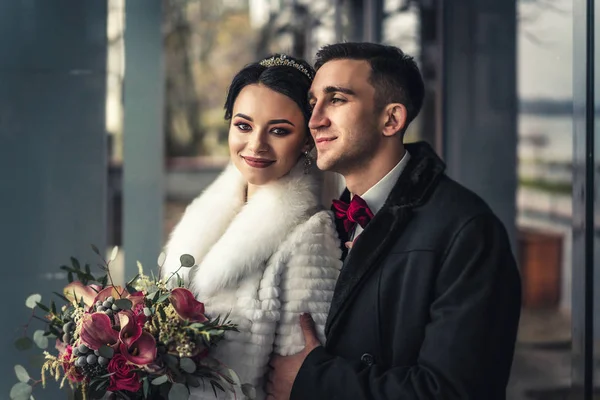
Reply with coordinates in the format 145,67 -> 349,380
246,183 -> 258,202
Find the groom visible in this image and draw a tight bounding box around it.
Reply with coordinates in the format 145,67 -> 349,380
266,42 -> 521,399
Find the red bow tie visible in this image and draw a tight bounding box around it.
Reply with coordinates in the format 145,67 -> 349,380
332,195 -> 374,234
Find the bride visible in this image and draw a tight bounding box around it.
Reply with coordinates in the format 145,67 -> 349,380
161,54 -> 342,399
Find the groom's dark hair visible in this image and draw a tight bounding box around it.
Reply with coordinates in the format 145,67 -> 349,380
315,42 -> 424,126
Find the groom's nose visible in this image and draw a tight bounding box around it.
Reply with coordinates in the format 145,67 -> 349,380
308,103 -> 331,131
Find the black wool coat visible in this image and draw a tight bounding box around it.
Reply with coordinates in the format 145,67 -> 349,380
291,141 -> 522,400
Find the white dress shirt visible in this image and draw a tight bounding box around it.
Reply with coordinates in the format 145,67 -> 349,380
350,150 -> 411,243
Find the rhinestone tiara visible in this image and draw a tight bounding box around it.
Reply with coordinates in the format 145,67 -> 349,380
259,54 -> 314,80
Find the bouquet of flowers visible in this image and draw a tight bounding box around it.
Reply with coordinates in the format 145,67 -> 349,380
11,246 -> 254,400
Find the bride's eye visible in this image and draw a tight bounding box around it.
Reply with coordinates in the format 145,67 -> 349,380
271,127 -> 291,136
234,123 -> 252,132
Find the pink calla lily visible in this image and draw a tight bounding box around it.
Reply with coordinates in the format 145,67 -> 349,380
119,332 -> 156,366
63,282 -> 101,308
169,288 -> 208,322
118,311 -> 142,348
80,313 -> 119,350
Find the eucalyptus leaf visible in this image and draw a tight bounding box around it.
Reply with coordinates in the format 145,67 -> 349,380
14,337 -> 33,351
157,252 -> 166,267
143,377 -> 150,397
168,383 -> 189,400
25,294 -> 42,309
179,357 -> 196,373
163,354 -> 178,369
109,246 -> 119,262
14,365 -> 29,383
151,375 -> 168,385
114,298 -> 132,310
179,254 -> 195,268
241,383 -> 257,400
9,382 -> 32,400
185,375 -> 201,388
228,368 -> 241,385
98,345 -> 114,359
157,293 -> 170,303
33,330 -> 48,349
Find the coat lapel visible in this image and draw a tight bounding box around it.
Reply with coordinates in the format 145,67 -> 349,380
325,142 -> 446,336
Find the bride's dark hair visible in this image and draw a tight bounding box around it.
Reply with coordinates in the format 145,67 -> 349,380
224,54 -> 315,124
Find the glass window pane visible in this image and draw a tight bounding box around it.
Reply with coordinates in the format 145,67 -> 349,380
509,0 -> 574,398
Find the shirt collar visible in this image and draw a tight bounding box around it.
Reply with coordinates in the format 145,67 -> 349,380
358,150 -> 411,215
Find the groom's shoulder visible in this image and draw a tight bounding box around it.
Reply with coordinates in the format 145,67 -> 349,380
414,173 -> 504,232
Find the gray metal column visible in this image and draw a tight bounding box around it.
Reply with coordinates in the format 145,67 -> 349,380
440,0 -> 518,248
0,1 -> 107,395
123,1 -> 165,276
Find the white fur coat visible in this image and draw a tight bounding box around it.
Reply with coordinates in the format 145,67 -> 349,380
161,162 -> 342,399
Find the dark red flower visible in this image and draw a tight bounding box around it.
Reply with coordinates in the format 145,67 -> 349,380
107,354 -> 141,393
118,311 -> 142,348
80,313 -> 119,350
169,288 -> 208,322
119,332 -> 157,366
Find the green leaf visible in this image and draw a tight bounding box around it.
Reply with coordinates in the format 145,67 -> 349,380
227,368 -> 241,385
185,375 -> 201,388
91,244 -> 101,255
179,358 -> 196,373
151,375 -> 168,385
168,383 -> 188,400
98,345 -> 114,359
163,354 -> 178,370
157,252 -> 166,267
14,337 -> 33,351
242,383 -> 257,399
25,294 -> 42,309
143,377 -> 150,397
60,265 -> 74,273
35,302 -> 49,312
109,246 -> 119,262
33,330 -> 48,349
14,365 -> 29,383
67,272 -> 74,283
127,274 -> 140,287
179,254 -> 195,268
52,292 -> 70,303
50,301 -> 57,315
85,264 -> 91,275
157,293 -> 170,303
71,257 -> 81,271
10,382 -> 32,400
114,298 -> 132,310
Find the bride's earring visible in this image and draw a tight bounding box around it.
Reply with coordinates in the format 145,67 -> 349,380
303,151 -> 313,174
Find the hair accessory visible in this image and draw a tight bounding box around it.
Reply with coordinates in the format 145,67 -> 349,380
259,54 -> 314,80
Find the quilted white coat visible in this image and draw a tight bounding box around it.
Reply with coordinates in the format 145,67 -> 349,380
161,161 -> 342,399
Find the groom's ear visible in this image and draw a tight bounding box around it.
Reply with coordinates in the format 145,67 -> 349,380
380,103 -> 407,137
